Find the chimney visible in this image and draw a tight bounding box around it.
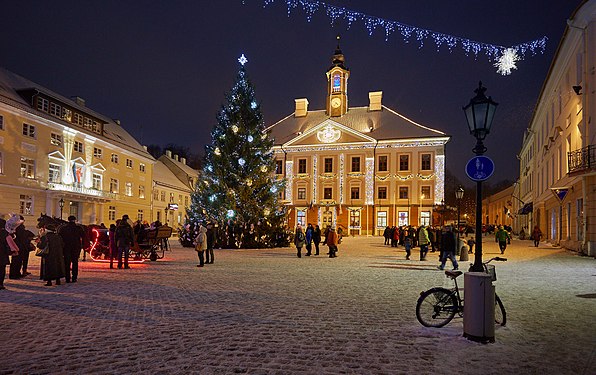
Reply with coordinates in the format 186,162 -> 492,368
143,145 -> 148,151
71,96 -> 86,107
173,154 -> 179,161
180,157 -> 186,165
165,150 -> 172,158
369,91 -> 382,111
294,98 -> 309,117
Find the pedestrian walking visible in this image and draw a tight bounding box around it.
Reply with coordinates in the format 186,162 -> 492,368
326,226 -> 339,258
115,215 -> 134,269
305,223 -> 314,256
404,235 -> 412,260
37,223 -> 66,286
194,225 -> 207,267
532,226 -> 542,247
313,225 -> 321,255
58,215 -> 85,283
205,221 -> 215,264
495,225 -> 510,254
418,225 -> 430,261
294,225 -> 305,258
438,226 -> 458,271
467,237 -> 475,254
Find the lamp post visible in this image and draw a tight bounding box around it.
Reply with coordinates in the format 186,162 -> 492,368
463,81 -> 498,272
59,198 -> 64,220
455,186 -> 464,241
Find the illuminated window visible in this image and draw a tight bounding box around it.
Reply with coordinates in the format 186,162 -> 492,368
169,193 -> 175,203
125,182 -> 133,196
421,154 -> 432,171
399,155 -> 409,171
19,194 -> 33,215
139,185 -> 145,199
350,210 -> 360,227
297,187 -> 306,200
421,186 -> 431,200
351,157 -> 361,172
378,187 -> 387,199
324,158 -> 333,173
161,191 -> 166,202
74,141 -> 83,153
398,211 -> 409,226
137,210 -> 143,221
92,173 -> 102,190
62,108 -> 72,121
377,211 -> 387,228
378,155 -> 388,172
22,123 -> 35,138
297,210 -> 306,227
298,159 -> 307,174
153,189 -> 159,201
110,178 -> 119,193
332,73 -> 341,92
20,157 -> 35,179
184,196 -> 189,207
50,133 -> 63,146
48,163 -> 61,182
420,211 -> 431,226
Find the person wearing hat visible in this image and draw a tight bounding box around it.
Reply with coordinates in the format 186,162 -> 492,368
115,214 -> 134,269
37,223 -> 66,286
6,214 -> 24,279
58,215 -> 85,283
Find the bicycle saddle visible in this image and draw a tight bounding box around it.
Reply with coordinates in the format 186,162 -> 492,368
445,270 -> 463,279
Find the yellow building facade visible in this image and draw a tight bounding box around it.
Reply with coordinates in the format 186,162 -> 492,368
267,43 -> 450,235
0,67 -> 154,228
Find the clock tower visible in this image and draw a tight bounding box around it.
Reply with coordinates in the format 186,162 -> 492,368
326,35 -> 349,117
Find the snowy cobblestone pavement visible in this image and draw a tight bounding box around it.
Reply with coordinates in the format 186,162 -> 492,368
1,236 -> 595,374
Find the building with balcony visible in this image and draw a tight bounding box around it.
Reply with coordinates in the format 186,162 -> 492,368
518,0 -> 595,255
266,41 -> 450,235
0,67 -> 155,228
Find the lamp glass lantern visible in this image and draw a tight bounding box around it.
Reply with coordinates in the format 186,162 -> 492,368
463,81 -> 498,142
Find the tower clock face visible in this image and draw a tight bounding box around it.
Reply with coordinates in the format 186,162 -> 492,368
331,97 -> 342,108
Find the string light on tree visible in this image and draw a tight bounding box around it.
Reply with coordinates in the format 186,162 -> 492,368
260,0 -> 547,75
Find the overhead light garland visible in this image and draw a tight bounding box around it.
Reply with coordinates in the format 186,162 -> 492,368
258,0 -> 547,75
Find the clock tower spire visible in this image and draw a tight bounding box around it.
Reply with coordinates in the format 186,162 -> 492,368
326,35 -> 350,117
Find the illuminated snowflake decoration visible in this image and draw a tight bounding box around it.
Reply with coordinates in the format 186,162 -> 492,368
232,125 -> 239,133
260,165 -> 268,172
270,186 -> 278,193
494,48 -> 519,76
251,101 -> 257,109
214,147 -> 221,156
238,158 -> 246,166
227,209 -> 235,218
209,194 -> 217,202
238,54 -> 248,66
247,135 -> 254,142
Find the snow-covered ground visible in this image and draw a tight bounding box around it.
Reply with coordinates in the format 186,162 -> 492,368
1,236 -> 594,374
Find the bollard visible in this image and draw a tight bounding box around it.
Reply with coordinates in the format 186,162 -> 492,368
460,244 -> 469,261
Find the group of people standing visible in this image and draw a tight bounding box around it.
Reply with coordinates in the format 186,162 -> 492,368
294,224 -> 340,258
193,222 -> 216,267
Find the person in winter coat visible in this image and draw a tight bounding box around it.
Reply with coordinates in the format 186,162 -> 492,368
305,223 -> 314,256
326,226 -> 339,258
115,215 -> 134,269
15,218 -> 35,277
418,225 -> 430,261
383,226 -> 390,245
37,223 -> 66,286
108,223 -> 117,269
495,226 -> 511,254
531,226 -> 542,247
0,218 -> 10,290
294,225 -> 305,258
404,235 -> 412,260
58,215 -> 85,283
438,226 -> 458,271
467,237 -> 475,254
194,225 -> 207,267
313,225 -> 322,255
205,222 -> 215,264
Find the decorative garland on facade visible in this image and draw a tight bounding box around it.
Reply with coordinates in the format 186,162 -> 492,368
258,0 -> 547,75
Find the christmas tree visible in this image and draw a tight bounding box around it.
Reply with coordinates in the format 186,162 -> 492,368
181,55 -> 288,248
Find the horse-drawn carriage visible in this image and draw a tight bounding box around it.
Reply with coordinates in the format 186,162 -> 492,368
37,214 -> 173,263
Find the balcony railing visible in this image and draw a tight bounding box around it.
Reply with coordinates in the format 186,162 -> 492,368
568,145 -> 596,174
47,182 -> 116,199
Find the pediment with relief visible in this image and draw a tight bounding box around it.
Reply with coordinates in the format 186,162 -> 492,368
283,119 -> 376,148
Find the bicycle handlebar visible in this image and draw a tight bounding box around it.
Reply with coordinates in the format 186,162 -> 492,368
484,256 -> 507,264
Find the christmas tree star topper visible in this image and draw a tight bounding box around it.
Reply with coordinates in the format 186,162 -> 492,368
238,54 -> 248,66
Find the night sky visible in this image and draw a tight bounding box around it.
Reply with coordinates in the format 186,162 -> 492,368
0,0 -> 583,185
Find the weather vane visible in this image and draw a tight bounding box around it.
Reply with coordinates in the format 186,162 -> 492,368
238,54 -> 248,66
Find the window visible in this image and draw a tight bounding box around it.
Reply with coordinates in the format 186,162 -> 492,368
297,210 -> 306,227
169,193 -> 175,203
351,157 -> 361,172
108,206 -> 116,221
398,211 -> 409,226
125,182 -> 133,196
161,191 -> 166,202
139,163 -> 145,173
111,153 -> 119,164
0,115 -> 4,130
399,186 -> 408,199
50,102 -> 61,117
0,152 -> 3,174
62,108 -> 72,121
92,173 -> 102,190
94,147 -> 102,159
421,186 -> 431,200
377,211 -> 387,228
74,141 -> 83,153
48,163 -> 61,182
350,187 -> 360,199
275,160 -> 283,174
126,159 -> 133,169
22,123 -> 35,138
137,210 -> 144,221
420,211 -> 431,226
153,189 -> 159,201
110,178 -> 119,194
37,97 -> 49,112
50,133 -> 63,146
350,210 -> 360,227
378,155 -> 388,172
324,158 -> 333,173
20,157 -> 35,179
73,113 -> 83,126
399,155 -> 409,171
19,195 -> 33,215
332,73 -> 341,92
184,196 -> 189,207
378,186 -> 387,199
298,159 -> 307,174
178,194 -> 182,204
421,154 -> 432,170
324,187 -> 333,200
297,187 -> 306,200
139,185 -> 145,199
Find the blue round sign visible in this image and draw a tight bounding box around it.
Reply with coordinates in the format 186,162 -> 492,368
466,156 -> 495,182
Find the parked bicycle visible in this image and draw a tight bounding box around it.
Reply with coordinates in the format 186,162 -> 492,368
416,257 -> 507,328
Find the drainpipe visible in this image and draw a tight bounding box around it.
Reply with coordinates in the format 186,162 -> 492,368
372,140 -> 378,236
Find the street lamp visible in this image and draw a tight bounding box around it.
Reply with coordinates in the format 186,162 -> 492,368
463,81 -> 498,272
455,186 -> 464,241
59,198 -> 64,220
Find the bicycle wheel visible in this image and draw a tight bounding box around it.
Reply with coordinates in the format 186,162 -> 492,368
495,294 -> 507,326
416,288 -> 459,328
